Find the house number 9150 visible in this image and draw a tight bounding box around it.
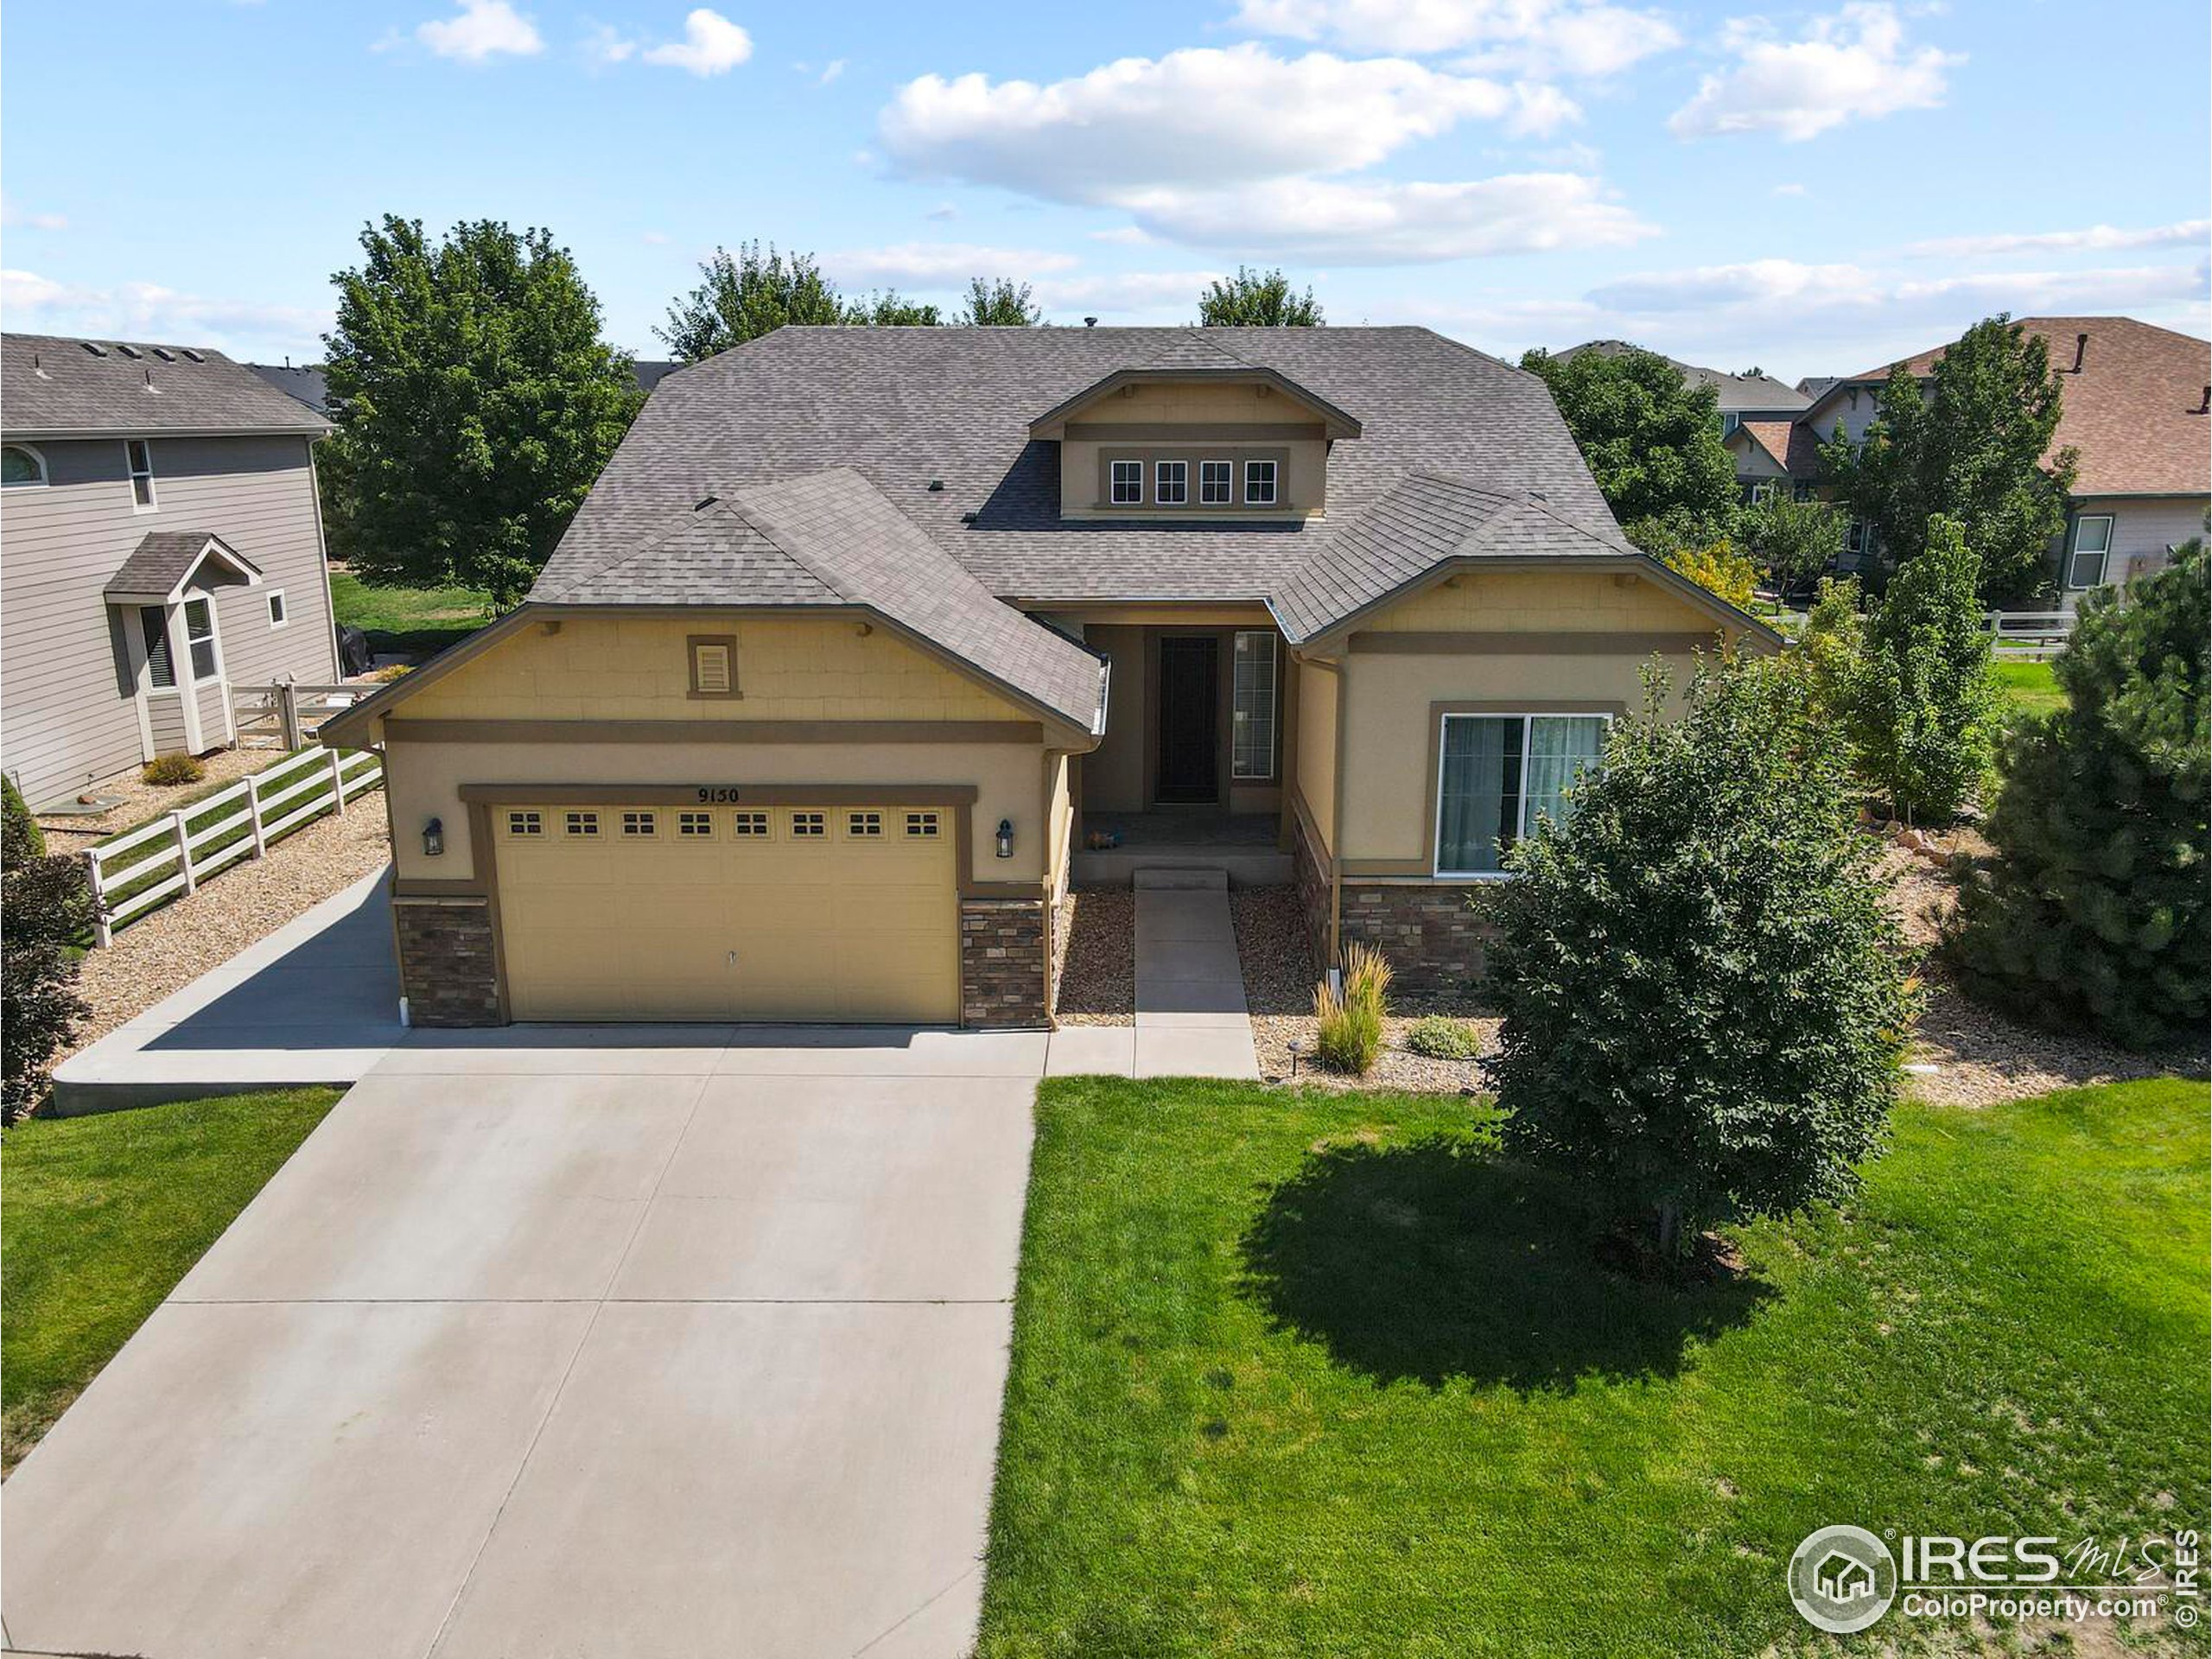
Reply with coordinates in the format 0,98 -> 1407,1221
695,787 -> 745,802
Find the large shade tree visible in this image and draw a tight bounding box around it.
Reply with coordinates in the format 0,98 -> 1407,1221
321,216 -> 642,609
1820,314 -> 2075,603
1198,266 -> 1324,327
659,245 -> 1043,355
1519,345 -> 1739,555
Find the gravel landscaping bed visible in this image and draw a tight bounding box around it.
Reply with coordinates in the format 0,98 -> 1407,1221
1231,885 -> 1493,1091
56,804 -> 393,1062
33,750 -> 279,848
1053,887 -> 1134,1024
1225,860 -> 2204,1105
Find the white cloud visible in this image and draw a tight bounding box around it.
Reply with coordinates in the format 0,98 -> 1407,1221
824,242 -> 1080,287
1,270 -> 330,357
1403,257 -> 2209,378
1117,172 -> 1653,264
924,202 -> 958,221
1771,181 -> 1807,197
1669,3 -> 1958,142
1033,270 -> 1227,319
584,23 -> 636,64
880,45 -> 1575,204
0,195 -> 67,231
1906,219 -> 2211,258
1089,226 -> 1154,245
640,230 -> 673,245
640,9 -> 753,74
1233,0 -> 1680,78
817,58 -> 847,86
415,0 -> 543,62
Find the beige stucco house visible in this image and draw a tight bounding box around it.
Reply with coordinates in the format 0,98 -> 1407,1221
325,326 -> 1777,1029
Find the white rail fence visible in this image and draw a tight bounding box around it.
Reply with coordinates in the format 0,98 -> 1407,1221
231,681 -> 374,749
1983,610 -> 2076,659
86,747 -> 383,946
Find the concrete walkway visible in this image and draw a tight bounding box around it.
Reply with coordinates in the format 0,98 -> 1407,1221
1046,869 -> 1258,1079
3,1025 -> 1045,1659
49,869 -> 403,1113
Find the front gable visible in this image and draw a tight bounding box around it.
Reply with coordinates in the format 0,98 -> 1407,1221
394,613 -> 1034,726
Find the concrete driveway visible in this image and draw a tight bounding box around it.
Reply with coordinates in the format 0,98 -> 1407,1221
3,1025 -> 1046,1659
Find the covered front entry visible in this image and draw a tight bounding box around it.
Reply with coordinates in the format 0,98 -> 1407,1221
1155,635 -> 1219,803
490,798 -> 961,1023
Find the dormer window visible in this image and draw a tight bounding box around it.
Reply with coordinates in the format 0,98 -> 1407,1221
1109,460 -> 1143,505
1243,460 -> 1278,506
1200,461 -> 1232,505
1155,460 -> 1187,505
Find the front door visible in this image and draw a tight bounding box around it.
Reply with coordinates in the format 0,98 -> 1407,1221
1155,637 -> 1219,804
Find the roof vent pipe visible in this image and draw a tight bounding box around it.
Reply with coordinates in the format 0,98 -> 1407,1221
2198,385 -> 2209,416
2072,333 -> 2088,373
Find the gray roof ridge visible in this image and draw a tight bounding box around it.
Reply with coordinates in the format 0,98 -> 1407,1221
535,495 -> 840,604
723,467 -> 887,603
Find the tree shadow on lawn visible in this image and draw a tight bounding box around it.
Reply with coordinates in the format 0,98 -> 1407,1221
1239,1137 -> 1773,1392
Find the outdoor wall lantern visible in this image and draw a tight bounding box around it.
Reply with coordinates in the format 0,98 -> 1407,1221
423,817 -> 445,857
995,818 -> 1014,859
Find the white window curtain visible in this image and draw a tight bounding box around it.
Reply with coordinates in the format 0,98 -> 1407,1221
1436,717 -> 1518,874
1435,713 -> 1608,875
1524,716 -> 1607,831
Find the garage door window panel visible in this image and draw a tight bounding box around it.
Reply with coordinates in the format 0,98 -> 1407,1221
565,810 -> 601,837
790,811 -> 827,839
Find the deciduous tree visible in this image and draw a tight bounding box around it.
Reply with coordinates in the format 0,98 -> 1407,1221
1847,514 -> 2000,822
321,216 -> 642,608
1821,314 -> 2075,603
1487,656 -> 1914,1262
656,241 -> 850,359
1520,346 -> 1739,554
1198,266 -> 1323,327
963,277 -> 1042,326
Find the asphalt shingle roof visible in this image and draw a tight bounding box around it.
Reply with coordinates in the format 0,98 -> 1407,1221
1270,473 -> 1636,642
4,334 -> 330,437
1833,316 -> 2211,499
102,530 -> 261,600
536,326 -> 1622,610
543,467 -> 1106,731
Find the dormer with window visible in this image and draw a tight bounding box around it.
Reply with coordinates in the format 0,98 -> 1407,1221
1029,366 -> 1361,522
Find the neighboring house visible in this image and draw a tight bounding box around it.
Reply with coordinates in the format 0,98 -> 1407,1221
1726,315 -> 2212,593
1557,339 -> 1813,444
324,327 -> 1777,1030
246,358 -> 680,416
2,334 -> 340,809
245,360 -> 328,416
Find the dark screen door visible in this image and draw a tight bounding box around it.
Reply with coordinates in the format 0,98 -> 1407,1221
1155,637 -> 1219,804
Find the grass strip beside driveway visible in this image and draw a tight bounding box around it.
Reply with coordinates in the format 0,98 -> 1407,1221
2,1088 -> 341,1474
976,1077 -> 2209,1657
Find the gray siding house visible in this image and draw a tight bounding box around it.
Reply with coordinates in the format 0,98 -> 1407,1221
2,334 -> 340,807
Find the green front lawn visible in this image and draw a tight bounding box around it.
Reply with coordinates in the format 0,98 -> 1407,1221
1,1089 -> 340,1472
330,569 -> 493,659
1992,657 -> 2065,719
978,1077 -> 2209,1656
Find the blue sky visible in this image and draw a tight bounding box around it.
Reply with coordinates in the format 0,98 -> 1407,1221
4,0 -> 2205,381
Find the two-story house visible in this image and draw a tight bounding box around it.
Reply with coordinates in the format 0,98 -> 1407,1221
1726,315 -> 2212,594
324,326 -> 1777,1030
2,334 -> 341,808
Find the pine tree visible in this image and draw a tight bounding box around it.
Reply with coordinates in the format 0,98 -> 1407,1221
1944,543 -> 2209,1049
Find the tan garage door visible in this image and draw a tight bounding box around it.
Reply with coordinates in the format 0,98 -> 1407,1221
492,803 -> 961,1023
